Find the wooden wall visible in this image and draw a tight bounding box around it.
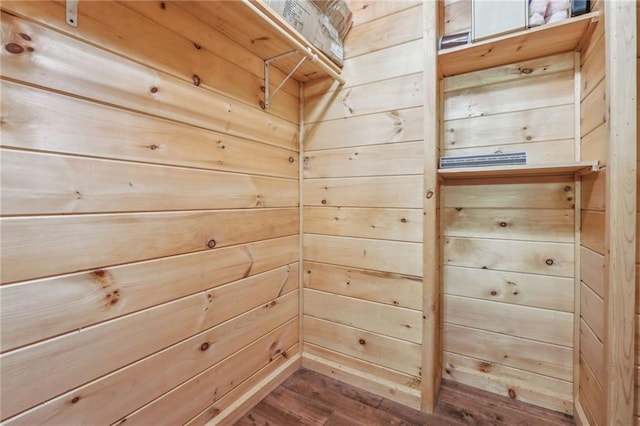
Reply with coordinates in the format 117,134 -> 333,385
440,53 -> 577,415
578,5 -> 608,423
301,0 -> 425,409
0,2 -> 300,424
634,3 -> 640,426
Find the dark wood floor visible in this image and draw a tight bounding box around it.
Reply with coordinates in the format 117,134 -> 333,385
235,368 -> 575,426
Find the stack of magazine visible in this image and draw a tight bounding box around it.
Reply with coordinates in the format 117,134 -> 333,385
439,152 -> 527,169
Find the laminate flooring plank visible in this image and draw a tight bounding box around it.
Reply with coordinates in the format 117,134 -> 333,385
235,369 -> 575,426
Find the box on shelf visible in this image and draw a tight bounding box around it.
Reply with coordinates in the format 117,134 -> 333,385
472,0 -> 527,41
312,0 -> 353,40
265,0 -> 344,67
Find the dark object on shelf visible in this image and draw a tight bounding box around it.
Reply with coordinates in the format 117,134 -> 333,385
438,32 -> 471,51
440,152 -> 527,169
571,0 -> 590,17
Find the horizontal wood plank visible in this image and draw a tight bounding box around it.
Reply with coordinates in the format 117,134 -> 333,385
444,295 -> 574,346
304,176 -> 423,208
581,122 -> 609,165
303,141 -> 423,178
581,166 -> 607,211
305,73 -> 423,124
301,347 -> 421,409
3,292 -> 298,425
303,261 -> 422,310
443,208 -> 574,243
119,319 -> 299,425
580,78 -> 607,139
443,323 -> 573,381
443,266 -> 574,312
580,246 -> 606,299
443,104 -> 574,150
304,289 -> 421,343
580,282 -> 604,341
349,0 -> 422,26
580,318 -> 604,387
303,316 -> 421,377
581,210 -> 606,254
444,237 -> 574,278
444,52 -> 575,92
344,5 -> 422,59
445,71 -> 574,121
1,149 -> 297,215
0,12 -> 298,149
1,82 -> 299,178
304,39 -> 424,97
442,178 -> 575,209
304,207 -> 423,242
304,235 -> 422,277
443,352 -> 572,414
1,208 -> 298,284
579,354 -> 605,425
304,107 -> 424,151
1,237 -> 297,352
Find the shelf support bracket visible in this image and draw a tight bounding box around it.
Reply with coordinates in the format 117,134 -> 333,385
66,0 -> 78,27
262,49 -> 317,109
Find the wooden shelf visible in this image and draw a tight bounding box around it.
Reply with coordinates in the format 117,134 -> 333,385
439,11 -> 599,77
438,161 -> 600,180
180,0 -> 344,83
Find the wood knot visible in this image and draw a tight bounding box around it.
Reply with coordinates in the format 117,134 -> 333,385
5,43 -> 24,54
490,290 -> 498,296
499,221 -> 507,227
520,68 -> 533,74
358,338 -> 366,345
149,144 -> 158,150
508,388 -> 517,399
193,42 -> 201,50
288,156 -> 295,163
93,269 -> 105,277
160,2 -> 166,9
207,239 -> 217,249
400,218 -> 407,223
19,33 -> 32,41
321,199 -> 327,205
545,258 -> 554,266
150,87 -> 158,93
425,190 -> 434,199
192,74 -> 201,86
200,342 -> 210,351
71,396 -> 80,403
563,185 -> 572,192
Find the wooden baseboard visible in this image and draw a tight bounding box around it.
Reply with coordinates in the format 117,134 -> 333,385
301,352 -> 421,409
573,399 -> 590,426
205,353 -> 301,426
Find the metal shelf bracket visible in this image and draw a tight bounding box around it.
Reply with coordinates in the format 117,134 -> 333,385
262,48 -> 318,109
66,0 -> 78,27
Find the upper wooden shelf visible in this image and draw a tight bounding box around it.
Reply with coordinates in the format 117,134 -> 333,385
438,161 -> 600,180
181,0 -> 344,83
438,11 -> 599,77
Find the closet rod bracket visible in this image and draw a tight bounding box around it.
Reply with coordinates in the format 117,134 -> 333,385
262,48 -> 318,109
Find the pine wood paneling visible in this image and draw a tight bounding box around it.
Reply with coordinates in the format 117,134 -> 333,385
303,141 -> 423,178
344,5 -> 422,59
304,176 -> 423,208
443,208 -> 574,243
1,208 -> 298,284
305,73 -> 423,124
304,289 -> 421,343
349,0 -> 422,26
444,295 -> 573,347
443,323 -> 573,381
1,242 -> 297,352
1,149 -> 298,215
119,319 -> 299,425
580,319 -> 605,387
442,178 -> 575,209
304,207 -> 422,242
442,139 -> 575,165
0,12 -> 298,150
443,266 -> 574,312
303,316 -> 421,377
580,246 -> 606,299
1,82 -> 299,179
4,291 -> 298,425
304,235 -> 422,277
303,262 -> 422,310
444,105 -> 574,150
581,282 -> 605,341
304,107 -> 424,151
443,52 -> 575,93
443,352 -> 573,414
444,71 -> 574,121
444,237 -> 574,278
